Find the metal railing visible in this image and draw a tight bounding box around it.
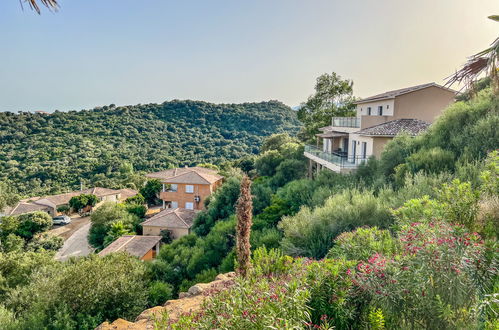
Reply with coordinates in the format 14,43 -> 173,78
304,145 -> 368,168
332,117 -> 360,128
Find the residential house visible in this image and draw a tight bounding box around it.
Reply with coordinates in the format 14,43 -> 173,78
98,235 -> 162,261
304,83 -> 456,174
146,167 -> 223,210
142,207 -> 196,239
1,187 -> 138,217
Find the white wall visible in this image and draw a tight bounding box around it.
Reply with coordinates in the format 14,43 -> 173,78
348,133 -> 374,159
356,99 -> 394,117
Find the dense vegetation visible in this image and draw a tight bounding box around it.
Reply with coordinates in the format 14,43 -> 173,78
0,84 -> 497,329
0,100 -> 300,196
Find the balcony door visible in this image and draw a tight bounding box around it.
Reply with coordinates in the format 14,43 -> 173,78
351,140 -> 356,163
342,138 -> 349,153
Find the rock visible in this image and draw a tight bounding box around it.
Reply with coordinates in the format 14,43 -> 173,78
178,292 -> 190,299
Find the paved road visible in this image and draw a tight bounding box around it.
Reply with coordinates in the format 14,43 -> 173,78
55,222 -> 93,261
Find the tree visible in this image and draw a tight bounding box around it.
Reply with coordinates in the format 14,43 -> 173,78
446,16 -> 498,90
103,221 -> 134,247
236,175 -> 253,278
22,0 -> 58,14
297,72 -> 356,140
88,203 -> 138,250
124,193 -> 146,205
15,212 -> 53,240
0,183 -> 18,213
140,180 -> 162,205
68,194 -> 98,213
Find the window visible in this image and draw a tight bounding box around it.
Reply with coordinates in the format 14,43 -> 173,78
378,106 -> 383,116
185,202 -> 194,210
169,184 -> 178,192
367,107 -> 372,115
387,105 -> 389,109
361,142 -> 367,159
185,185 -> 194,193
171,201 -> 178,208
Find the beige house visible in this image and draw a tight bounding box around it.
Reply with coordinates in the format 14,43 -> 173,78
1,187 -> 137,217
98,235 -> 162,261
142,207 -> 196,239
146,167 -> 223,210
304,82 -> 456,174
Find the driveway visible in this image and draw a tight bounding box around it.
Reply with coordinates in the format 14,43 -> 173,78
54,217 -> 94,261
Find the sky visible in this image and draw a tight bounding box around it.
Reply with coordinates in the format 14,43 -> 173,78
0,0 -> 497,112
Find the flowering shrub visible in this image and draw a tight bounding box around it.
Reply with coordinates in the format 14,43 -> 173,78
327,227 -> 399,261
166,273 -> 311,329
352,221 -> 496,329
305,258 -> 359,328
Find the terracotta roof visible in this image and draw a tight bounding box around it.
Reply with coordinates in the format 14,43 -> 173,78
98,235 -> 162,258
4,202 -> 50,216
354,83 -> 456,104
4,187 -> 125,216
142,208 -> 196,229
146,167 -> 223,185
354,119 -> 430,137
116,189 -> 139,200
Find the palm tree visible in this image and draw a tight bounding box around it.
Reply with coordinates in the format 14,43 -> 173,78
21,0 -> 59,14
446,16 -> 498,90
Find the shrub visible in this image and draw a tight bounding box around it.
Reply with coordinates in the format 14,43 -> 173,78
7,253 -> 149,329
124,193 -> 146,205
352,221 -> 496,329
159,229 -> 173,244
168,274 -> 311,329
305,259 -> 359,328
56,204 -> 70,215
438,179 -> 480,231
15,212 -> 52,240
0,234 -> 24,253
139,179 -> 162,205
406,147 -> 455,174
279,189 -> 393,258
327,227 -> 399,261
69,194 -> 98,212
88,202 -> 139,250
251,246 -> 293,277
148,281 -> 174,307
26,233 -> 64,252
179,268 -> 218,293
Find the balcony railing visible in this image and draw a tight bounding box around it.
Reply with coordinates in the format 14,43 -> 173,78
332,117 -> 360,128
304,145 -> 367,168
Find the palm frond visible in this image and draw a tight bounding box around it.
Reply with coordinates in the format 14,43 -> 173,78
21,0 -> 59,14
446,16 -> 498,89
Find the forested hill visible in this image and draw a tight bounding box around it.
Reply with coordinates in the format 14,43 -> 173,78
0,100 -> 300,196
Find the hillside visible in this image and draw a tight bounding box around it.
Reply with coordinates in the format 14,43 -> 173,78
0,100 -> 300,196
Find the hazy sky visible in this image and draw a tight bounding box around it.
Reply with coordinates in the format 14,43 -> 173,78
0,0 -> 497,112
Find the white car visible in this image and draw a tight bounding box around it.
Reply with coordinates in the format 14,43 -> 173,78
53,215 -> 71,225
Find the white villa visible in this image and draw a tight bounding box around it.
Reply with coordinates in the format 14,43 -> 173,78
304,82 -> 456,174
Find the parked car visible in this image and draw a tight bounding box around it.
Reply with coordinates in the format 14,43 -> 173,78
53,215 -> 71,225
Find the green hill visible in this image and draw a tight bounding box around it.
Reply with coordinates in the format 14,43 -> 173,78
0,100 -> 300,196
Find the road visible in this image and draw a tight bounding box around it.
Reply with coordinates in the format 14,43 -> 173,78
54,220 -> 93,261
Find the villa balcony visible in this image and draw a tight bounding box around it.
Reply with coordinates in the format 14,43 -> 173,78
332,117 -> 360,128
304,145 -> 367,173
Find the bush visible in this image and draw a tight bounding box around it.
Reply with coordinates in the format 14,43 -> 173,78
0,234 -> 24,253
56,204 -> 70,215
167,273 -> 311,329
148,281 -> 174,307
438,179 -> 480,231
327,227 -> 399,261
26,233 -> 63,252
279,189 -> 393,258
140,179 -> 162,205
88,203 -> 139,250
251,246 -> 293,277
352,221 -> 496,329
124,193 -> 146,205
159,229 -> 173,244
7,253 -> 149,329
406,147 -> 455,174
15,212 -> 53,240
306,259 -> 359,328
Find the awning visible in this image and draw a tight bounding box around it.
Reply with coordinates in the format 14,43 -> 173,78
315,131 -> 348,138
